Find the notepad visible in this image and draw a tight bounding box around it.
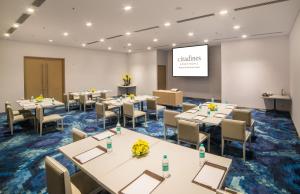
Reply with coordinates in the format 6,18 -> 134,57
93,130 -> 116,141
119,171 -> 164,194
74,146 -> 106,164
214,113 -> 227,118
225,105 -> 235,109
193,116 -> 206,121
186,109 -> 198,114
193,162 -> 226,191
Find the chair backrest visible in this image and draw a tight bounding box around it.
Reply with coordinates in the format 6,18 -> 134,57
79,94 -> 87,104
163,110 -> 180,128
72,128 -> 87,142
221,119 -> 246,141
182,103 -> 197,112
147,98 -> 157,111
100,92 -> 107,99
64,93 -> 69,104
5,101 -> 11,114
95,103 -> 105,117
6,105 -> 14,124
45,156 -> 72,194
123,102 -> 134,116
36,106 -> 44,121
178,120 -> 199,145
232,109 -> 252,127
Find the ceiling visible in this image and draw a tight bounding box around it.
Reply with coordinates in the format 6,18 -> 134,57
0,0 -> 300,52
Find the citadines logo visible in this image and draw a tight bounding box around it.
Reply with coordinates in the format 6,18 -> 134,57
177,55 -> 202,62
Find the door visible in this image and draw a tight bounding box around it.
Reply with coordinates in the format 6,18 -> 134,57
157,65 -> 166,90
24,57 -> 65,101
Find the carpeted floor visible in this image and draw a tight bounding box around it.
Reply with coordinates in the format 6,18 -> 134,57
0,97 -> 299,194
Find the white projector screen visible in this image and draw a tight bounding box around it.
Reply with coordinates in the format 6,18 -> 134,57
172,45 -> 208,77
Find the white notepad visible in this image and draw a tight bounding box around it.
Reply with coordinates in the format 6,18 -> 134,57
214,113 -> 226,118
194,164 -> 225,190
225,105 -> 235,109
122,173 -> 161,194
193,116 -> 206,121
74,147 -> 105,164
93,130 -> 116,141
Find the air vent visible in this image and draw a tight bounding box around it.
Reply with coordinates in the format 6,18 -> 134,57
177,13 -> 215,23
234,0 -> 289,11
106,35 -> 123,40
7,28 -> 16,34
134,26 -> 159,33
87,41 -> 99,45
213,36 -> 239,41
251,32 -> 283,36
32,0 -> 47,7
16,14 -> 30,24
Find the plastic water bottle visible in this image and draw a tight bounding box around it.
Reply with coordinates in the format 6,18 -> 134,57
162,155 -> 170,178
211,98 -> 215,103
106,137 -> 112,153
116,122 -> 121,135
199,144 -> 206,167
31,96 -> 34,102
198,103 -> 202,110
207,109 -> 211,117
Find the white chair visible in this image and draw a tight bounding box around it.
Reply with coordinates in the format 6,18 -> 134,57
79,94 -> 95,112
221,119 -> 251,160
45,156 -> 102,194
96,102 -> 117,129
146,98 -> 165,120
182,103 -> 197,112
72,128 -> 87,142
36,106 -> 64,136
64,93 -> 79,112
163,110 -> 180,140
232,109 -> 255,136
123,102 -> 147,129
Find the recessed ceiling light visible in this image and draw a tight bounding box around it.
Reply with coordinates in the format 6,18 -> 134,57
147,46 -> 151,50
219,10 -> 228,15
127,43 -> 132,47
13,23 -> 20,28
4,33 -> 10,37
125,32 -> 131,36
108,47 -> 112,50
242,34 -> 248,38
81,43 -> 86,47
63,32 -> 69,36
48,39 -> 53,42
233,25 -> 241,30
164,22 -> 171,27
188,32 -> 194,36
100,38 -> 105,42
128,49 -> 132,53
86,22 -> 92,27
124,5 -> 132,11
26,7 -> 35,14
153,38 -> 158,42
172,43 -> 176,47
204,39 -> 209,43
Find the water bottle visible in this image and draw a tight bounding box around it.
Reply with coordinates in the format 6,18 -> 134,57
162,155 -> 170,178
211,98 -> 214,103
31,96 -> 34,102
198,103 -> 202,110
207,109 -> 211,117
116,122 -> 121,135
199,144 -> 206,167
106,137 -> 112,153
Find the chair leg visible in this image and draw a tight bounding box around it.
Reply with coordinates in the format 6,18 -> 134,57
156,111 -> 158,120
144,115 -> 147,127
39,123 -> 43,136
243,142 -> 246,161
207,134 -> 211,152
123,116 -> 126,127
61,119 -> 64,130
10,123 -> 13,135
221,138 -> 224,156
133,117 -> 135,129
164,125 -> 167,140
103,118 -> 106,129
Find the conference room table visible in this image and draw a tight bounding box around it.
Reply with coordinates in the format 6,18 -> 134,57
175,102 -> 237,126
70,89 -> 112,100
16,98 -> 64,110
59,128 -> 232,194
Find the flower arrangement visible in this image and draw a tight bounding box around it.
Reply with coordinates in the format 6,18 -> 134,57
89,88 -> 96,93
207,103 -> 217,111
123,74 -> 131,86
129,93 -> 135,100
132,139 -> 150,157
35,95 -> 44,102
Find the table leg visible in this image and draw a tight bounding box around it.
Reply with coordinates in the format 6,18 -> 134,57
274,99 -> 277,111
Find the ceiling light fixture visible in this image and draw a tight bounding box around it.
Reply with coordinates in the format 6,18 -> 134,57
242,34 -> 248,38
81,43 -> 86,47
164,22 -> 171,27
108,47 -> 112,50
204,39 -> 209,43
127,43 -> 132,46
86,22 -> 92,27
48,39 -> 53,42
172,43 -> 176,47
13,23 -> 20,28
147,46 -> 151,50
124,5 -> 132,11
100,38 -> 105,42
219,10 -> 228,15
125,32 -> 131,36
153,38 -> 158,42
63,32 -> 69,36
233,25 -> 241,30
188,32 -> 194,36
4,33 -> 10,37
26,7 -> 35,14
128,49 -> 132,53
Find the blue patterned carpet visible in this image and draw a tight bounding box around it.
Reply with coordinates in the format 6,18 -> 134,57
0,97 -> 299,194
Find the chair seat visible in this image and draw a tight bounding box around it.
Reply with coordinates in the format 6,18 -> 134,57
157,105 -> 165,111
43,114 -> 63,123
105,111 -> 117,118
199,132 -> 208,143
108,105 -> 118,110
134,110 -> 146,118
13,114 -> 26,122
71,171 -> 101,194
13,110 -> 20,115
69,100 -> 77,104
245,130 -> 251,141
86,100 -> 96,105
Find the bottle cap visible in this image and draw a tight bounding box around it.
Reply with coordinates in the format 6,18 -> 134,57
163,154 -> 167,159
200,144 -> 204,147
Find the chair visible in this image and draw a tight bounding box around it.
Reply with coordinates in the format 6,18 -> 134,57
36,106 -> 64,136
72,128 -> 87,142
221,119 -> 251,160
45,156 -> 102,194
7,105 -> 35,135
123,102 -> 147,129
146,98 -> 165,120
64,93 -> 79,112
5,101 -> 20,116
232,109 -> 255,136
96,103 -> 117,129
177,120 -> 210,151
79,94 -> 95,112
182,103 -> 197,112
163,110 -> 180,140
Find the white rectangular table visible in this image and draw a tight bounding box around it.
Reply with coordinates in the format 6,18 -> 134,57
16,98 -> 64,110
59,128 -> 232,194
262,94 -> 291,111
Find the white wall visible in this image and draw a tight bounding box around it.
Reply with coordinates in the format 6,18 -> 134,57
166,45 -> 222,99
0,39 -> 128,112
128,51 -> 157,95
289,12 -> 300,135
221,36 -> 290,110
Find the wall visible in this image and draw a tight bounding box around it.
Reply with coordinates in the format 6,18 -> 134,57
221,36 -> 290,110
128,51 -> 157,95
0,39 -> 128,112
289,12 -> 300,135
166,45 -> 222,99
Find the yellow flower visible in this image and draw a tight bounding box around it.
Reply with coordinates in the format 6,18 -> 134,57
132,139 -> 149,157
208,103 -> 217,111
